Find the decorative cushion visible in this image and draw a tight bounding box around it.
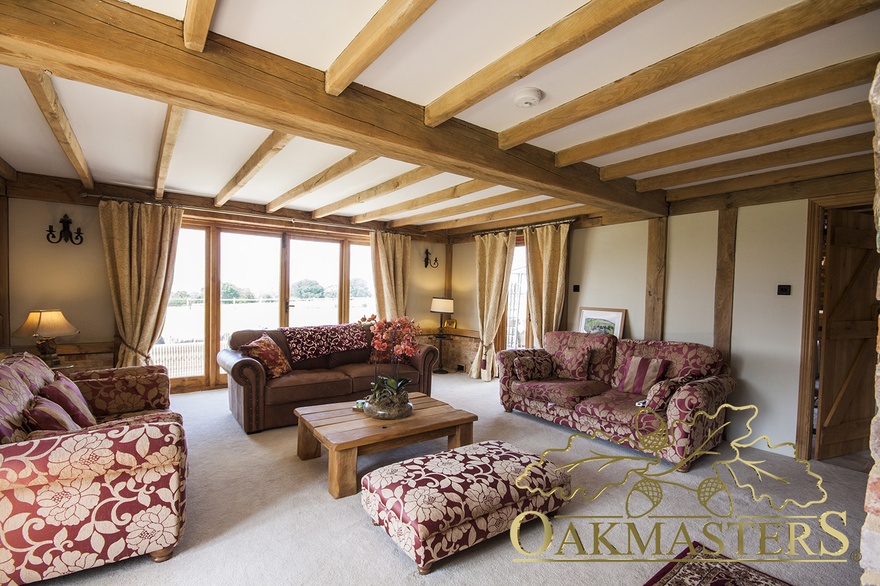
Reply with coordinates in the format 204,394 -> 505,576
513,352 -> 554,381
617,356 -> 669,395
240,333 -> 292,379
40,373 -> 97,427
5,352 -> 55,393
23,396 -> 81,432
552,347 -> 592,381
645,374 -> 700,411
543,331 -> 617,384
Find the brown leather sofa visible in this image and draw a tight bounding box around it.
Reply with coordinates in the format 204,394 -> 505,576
217,325 -> 439,433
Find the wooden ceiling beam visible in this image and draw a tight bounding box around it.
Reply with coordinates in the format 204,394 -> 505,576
601,102 -> 872,180
441,205 -> 600,236
0,0 -> 664,217
266,151 -> 378,213
214,130 -> 294,207
666,153 -> 876,201
183,0 -> 218,52
19,69 -> 94,190
556,52 -> 880,167
351,178 -> 495,223
638,132 -> 874,191
0,155 -> 16,181
311,165 -> 440,218
668,171 -> 876,216
325,0 -> 436,96
424,0 -> 662,127
388,189 -> 539,227
154,105 -> 184,200
499,0 -> 880,150
423,198 -> 580,232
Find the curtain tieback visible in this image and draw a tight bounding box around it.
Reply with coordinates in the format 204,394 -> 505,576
121,339 -> 152,364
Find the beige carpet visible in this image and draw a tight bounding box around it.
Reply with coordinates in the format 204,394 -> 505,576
48,373 -> 869,585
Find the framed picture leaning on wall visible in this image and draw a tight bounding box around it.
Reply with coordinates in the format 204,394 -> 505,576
577,307 -> 626,337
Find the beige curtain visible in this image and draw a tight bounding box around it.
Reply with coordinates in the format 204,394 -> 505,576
99,201 -> 183,367
370,231 -> 410,318
470,231 -> 516,381
525,223 -> 570,347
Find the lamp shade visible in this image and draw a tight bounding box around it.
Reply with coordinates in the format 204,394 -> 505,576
12,310 -> 79,338
430,297 -> 454,314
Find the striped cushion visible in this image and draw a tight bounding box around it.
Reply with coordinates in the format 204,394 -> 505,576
40,373 -> 97,427
23,396 -> 81,432
617,356 -> 669,395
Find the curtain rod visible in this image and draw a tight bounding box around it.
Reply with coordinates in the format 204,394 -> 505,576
470,218 -> 576,238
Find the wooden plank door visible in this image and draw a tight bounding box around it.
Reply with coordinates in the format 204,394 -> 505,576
815,209 -> 879,459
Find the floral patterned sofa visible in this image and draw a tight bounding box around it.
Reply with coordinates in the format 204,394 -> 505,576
498,332 -> 735,470
0,352 -> 186,584
218,322 -> 439,433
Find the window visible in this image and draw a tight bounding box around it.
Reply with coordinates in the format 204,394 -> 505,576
289,239 -> 340,326
506,246 -> 529,349
349,244 -> 376,322
220,232 -> 281,344
155,228 -> 206,379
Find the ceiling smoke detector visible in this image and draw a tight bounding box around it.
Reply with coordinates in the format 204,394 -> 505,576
513,87 -> 543,108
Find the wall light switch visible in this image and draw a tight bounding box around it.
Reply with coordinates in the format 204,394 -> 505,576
777,285 -> 791,296
573,285 -> 580,292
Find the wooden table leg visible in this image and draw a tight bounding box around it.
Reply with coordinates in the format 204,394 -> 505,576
328,448 -> 358,499
448,422 -> 473,449
297,422 -> 322,460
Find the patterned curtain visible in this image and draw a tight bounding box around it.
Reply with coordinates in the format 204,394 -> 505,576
99,201 -> 183,367
525,223 -> 570,347
469,231 -> 516,381
370,231 -> 410,318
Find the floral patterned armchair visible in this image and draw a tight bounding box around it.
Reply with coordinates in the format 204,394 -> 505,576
0,352 -> 186,584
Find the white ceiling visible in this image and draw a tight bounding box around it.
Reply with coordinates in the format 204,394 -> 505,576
1,0 -> 878,232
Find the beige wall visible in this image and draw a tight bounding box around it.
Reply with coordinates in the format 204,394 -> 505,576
665,212 -> 718,346
8,199 -> 115,344
450,240 -> 478,331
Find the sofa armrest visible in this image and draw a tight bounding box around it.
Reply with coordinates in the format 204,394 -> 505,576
665,374 -> 736,423
217,348 -> 267,433
497,348 -> 550,410
408,343 -> 439,396
69,365 -> 170,416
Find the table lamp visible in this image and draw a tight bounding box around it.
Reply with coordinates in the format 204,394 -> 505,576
430,297 -> 454,374
12,309 -> 79,366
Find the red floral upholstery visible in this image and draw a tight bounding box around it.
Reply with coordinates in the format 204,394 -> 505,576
498,335 -> 734,470
361,440 -> 570,574
0,353 -> 186,584
512,349 -> 554,381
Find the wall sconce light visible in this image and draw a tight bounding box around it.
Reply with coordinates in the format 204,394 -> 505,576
47,214 -> 83,245
424,249 -> 439,269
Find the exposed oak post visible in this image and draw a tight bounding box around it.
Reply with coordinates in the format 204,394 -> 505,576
714,209 -> 738,361
644,217 -> 667,341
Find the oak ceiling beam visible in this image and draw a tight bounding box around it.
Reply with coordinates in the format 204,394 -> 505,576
154,105 -> 184,200
19,70 -> 94,190
601,102 -> 872,180
666,153 -> 876,201
311,165 -> 440,218
0,155 -> 16,181
424,0 -> 662,127
556,52 -> 880,167
325,0 -> 436,96
215,130 -> 294,207
266,151 -> 378,213
423,198 -> 578,232
388,189 -> 539,227
0,0 -> 664,217
441,205 -> 600,236
351,178 -> 495,223
638,132 -> 874,191
668,171 -> 876,216
498,0 -> 880,150
183,0 -> 217,52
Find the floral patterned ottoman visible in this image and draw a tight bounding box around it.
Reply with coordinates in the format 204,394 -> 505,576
361,440 -> 570,574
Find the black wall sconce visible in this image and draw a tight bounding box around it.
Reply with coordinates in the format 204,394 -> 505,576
47,214 -> 83,245
424,248 -> 439,269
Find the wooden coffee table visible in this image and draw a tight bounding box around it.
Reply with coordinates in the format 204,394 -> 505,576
294,392 -> 478,498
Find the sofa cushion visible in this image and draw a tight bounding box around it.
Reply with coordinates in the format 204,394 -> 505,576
40,373 -> 97,427
617,356 -> 669,395
610,339 -> 724,388
264,369 -> 352,405
23,396 -> 81,432
328,346 -> 372,369
335,362 -> 421,393
513,351 -> 554,381
543,331 -> 616,384
240,333 -> 292,379
575,391 -> 662,433
511,378 -> 608,408
0,364 -> 33,443
4,352 -> 55,393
